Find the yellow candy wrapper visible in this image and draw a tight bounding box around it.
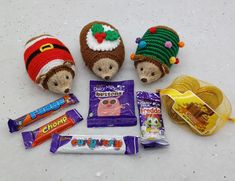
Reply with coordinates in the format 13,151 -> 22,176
160,75 -> 234,135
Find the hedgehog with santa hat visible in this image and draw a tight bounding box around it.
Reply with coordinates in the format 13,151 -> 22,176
24,34 -> 75,94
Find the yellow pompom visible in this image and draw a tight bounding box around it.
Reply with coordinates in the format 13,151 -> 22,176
169,57 -> 176,64
178,41 -> 185,48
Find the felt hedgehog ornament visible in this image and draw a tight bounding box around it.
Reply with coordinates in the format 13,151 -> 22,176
80,21 -> 125,80
24,35 -> 75,94
130,26 -> 184,84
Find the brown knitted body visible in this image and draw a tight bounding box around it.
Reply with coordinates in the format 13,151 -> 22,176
25,34 -> 52,45
80,21 -> 125,70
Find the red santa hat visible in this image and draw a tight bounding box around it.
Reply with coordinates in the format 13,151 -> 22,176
24,35 -> 75,82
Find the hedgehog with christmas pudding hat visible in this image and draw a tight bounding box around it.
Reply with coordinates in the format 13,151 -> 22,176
130,25 -> 184,84
80,21 -> 125,80
24,34 -> 75,94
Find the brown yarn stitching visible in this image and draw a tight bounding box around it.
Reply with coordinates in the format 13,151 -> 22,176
40,65 -> 75,89
155,25 -> 179,37
25,34 -> 52,45
80,21 -> 125,70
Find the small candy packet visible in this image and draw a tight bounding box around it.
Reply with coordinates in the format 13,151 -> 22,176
87,80 -> 137,127
8,94 -> 79,133
50,134 -> 139,155
136,91 -> 169,148
22,109 -> 83,149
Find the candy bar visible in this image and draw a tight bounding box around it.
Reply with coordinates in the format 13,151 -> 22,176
136,91 -> 169,148
8,94 -> 78,133
87,80 -> 137,127
50,134 -> 139,155
22,109 -> 83,149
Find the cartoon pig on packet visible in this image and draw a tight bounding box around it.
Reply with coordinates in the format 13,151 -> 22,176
97,97 -> 124,116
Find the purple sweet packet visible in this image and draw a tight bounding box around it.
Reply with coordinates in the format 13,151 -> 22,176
8,94 -> 79,133
87,80 -> 137,127
136,91 -> 169,148
50,134 -> 139,155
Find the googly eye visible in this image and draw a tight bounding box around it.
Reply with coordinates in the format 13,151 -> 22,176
102,100 -> 108,104
110,99 -> 116,104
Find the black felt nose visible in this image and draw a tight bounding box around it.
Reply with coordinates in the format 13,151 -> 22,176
64,88 -> 70,93
141,78 -> 147,83
104,76 -> 110,80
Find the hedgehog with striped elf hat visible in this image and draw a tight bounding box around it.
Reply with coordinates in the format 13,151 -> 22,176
130,26 -> 184,84
24,34 -> 75,94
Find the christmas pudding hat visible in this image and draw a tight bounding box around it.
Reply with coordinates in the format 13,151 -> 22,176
80,21 -> 125,70
24,34 -> 75,83
130,26 -> 184,76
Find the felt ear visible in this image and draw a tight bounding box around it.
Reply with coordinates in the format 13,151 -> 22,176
162,64 -> 169,75
36,74 -> 47,85
63,61 -> 73,68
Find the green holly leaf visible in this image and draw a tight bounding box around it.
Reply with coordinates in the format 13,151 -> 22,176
105,30 -> 120,41
91,23 -> 104,35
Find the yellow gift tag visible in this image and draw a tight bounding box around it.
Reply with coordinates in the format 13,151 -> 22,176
161,89 -> 221,135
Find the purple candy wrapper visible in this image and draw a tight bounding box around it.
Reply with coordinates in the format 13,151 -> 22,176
22,109 -> 83,149
136,91 -> 169,148
87,80 -> 137,127
50,134 -> 139,155
8,94 -> 79,133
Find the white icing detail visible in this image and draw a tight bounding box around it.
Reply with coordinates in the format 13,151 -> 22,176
86,25 -> 121,51
25,35 -> 56,50
36,59 -> 75,80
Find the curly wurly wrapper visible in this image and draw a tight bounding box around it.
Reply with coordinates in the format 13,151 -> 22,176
8,94 -> 78,133
50,134 -> 139,155
22,109 -> 83,149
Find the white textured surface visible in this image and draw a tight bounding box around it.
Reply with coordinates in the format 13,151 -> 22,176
1,0 -> 235,181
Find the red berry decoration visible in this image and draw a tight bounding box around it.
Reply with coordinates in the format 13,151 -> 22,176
175,58 -> 179,64
94,32 -> 106,43
149,27 -> 157,34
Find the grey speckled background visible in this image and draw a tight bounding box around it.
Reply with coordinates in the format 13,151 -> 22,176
1,0 -> 235,181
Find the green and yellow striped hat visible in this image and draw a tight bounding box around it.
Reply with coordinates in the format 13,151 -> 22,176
130,25 -> 184,76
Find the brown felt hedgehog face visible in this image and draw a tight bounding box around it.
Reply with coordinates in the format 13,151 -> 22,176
37,63 -> 75,94
24,34 -> 76,94
136,61 -> 162,84
92,58 -> 119,80
80,21 -> 125,80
